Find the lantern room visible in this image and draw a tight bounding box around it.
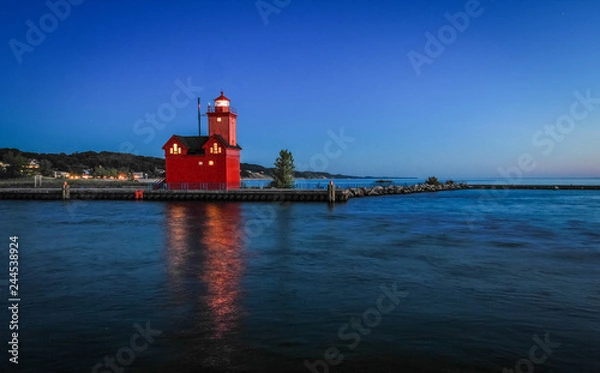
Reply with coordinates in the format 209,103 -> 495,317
213,91 -> 231,113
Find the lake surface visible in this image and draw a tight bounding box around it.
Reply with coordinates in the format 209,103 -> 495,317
1,189 -> 599,372
242,177 -> 600,189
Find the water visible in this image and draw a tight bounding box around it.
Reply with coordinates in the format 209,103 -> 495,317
1,190 -> 599,372
241,177 -> 600,189
241,178 -> 421,189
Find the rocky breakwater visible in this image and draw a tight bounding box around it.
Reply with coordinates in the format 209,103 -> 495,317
346,182 -> 468,198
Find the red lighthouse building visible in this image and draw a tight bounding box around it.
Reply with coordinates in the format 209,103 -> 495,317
162,91 -> 241,190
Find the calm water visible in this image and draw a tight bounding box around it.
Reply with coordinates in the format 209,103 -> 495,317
243,177 -> 600,189
1,190 -> 600,372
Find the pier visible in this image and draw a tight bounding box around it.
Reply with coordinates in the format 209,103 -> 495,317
0,187 -> 351,202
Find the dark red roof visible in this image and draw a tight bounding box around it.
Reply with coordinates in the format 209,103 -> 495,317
214,91 -> 230,102
163,134 -> 241,154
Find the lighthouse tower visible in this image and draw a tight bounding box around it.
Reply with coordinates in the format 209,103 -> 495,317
207,91 -> 237,146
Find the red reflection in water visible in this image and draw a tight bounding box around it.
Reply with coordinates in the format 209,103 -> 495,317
201,203 -> 244,338
164,203 -> 189,280
164,202 -> 244,340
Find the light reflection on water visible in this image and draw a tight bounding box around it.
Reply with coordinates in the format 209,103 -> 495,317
164,202 -> 246,369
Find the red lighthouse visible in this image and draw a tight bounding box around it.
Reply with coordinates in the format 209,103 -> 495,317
162,91 -> 241,190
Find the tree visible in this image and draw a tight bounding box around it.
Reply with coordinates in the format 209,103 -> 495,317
2,151 -> 27,178
70,163 -> 86,176
425,176 -> 441,186
271,149 -> 295,188
39,159 -> 53,176
54,160 -> 70,172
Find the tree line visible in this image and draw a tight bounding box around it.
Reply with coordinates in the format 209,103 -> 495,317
0,148 -> 165,179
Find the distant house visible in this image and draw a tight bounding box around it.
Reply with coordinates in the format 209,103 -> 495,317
162,91 -> 241,190
81,170 -> 93,179
54,171 -> 70,179
132,172 -> 146,180
27,159 -> 39,170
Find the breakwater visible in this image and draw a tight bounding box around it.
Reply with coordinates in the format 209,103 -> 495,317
345,183 -> 600,198
468,184 -> 600,190
1,183 -> 598,202
346,182 -> 468,198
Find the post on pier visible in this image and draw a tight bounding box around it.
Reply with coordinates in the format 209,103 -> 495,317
327,181 -> 335,204
62,181 -> 70,200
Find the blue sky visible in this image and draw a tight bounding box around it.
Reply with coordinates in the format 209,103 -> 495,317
1,0 -> 599,178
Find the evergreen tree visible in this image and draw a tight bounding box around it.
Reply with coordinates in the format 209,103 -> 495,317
425,176 -> 441,186
271,149 -> 295,188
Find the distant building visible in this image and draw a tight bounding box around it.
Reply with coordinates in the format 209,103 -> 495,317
54,171 -> 70,178
27,159 -> 39,169
132,172 -> 147,180
162,91 -> 241,190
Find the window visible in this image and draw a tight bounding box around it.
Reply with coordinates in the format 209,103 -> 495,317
209,142 -> 222,154
209,160 -> 214,166
198,161 -> 203,166
169,143 -> 181,155
217,117 -> 222,122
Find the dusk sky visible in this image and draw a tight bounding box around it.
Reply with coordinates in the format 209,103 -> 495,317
1,0 -> 599,178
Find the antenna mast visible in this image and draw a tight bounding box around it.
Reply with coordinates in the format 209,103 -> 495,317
197,97 -> 201,136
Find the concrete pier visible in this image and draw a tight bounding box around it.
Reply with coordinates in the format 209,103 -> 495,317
0,187 -> 351,202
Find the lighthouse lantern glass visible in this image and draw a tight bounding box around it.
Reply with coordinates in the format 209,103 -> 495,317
215,100 -> 229,107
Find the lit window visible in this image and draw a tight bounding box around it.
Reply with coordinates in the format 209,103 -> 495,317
209,160 -> 214,166
209,143 -> 222,154
217,117 -> 222,122
169,144 -> 181,155
198,161 -> 203,166
173,144 -> 178,151
170,148 -> 173,154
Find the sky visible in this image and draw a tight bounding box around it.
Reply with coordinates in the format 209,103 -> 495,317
1,0 -> 599,178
